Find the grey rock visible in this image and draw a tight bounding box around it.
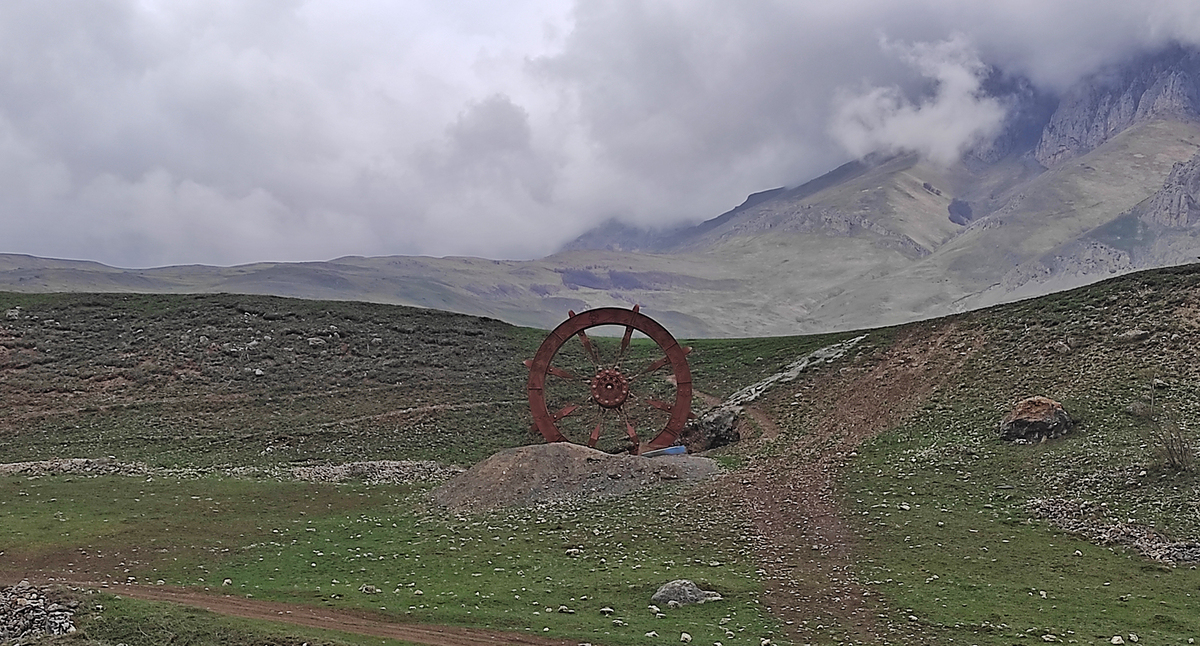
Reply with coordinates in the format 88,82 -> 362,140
679,406 -> 741,452
1036,47 -> 1200,167
650,579 -> 722,606
1142,154 -> 1200,228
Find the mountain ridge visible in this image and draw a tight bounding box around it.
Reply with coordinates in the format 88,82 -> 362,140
4,44 -> 1200,337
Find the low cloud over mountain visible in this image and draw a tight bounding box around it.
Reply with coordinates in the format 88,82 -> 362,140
5,2 -> 1200,268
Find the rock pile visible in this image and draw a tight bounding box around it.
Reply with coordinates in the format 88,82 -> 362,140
1,581 -> 76,643
1029,498 -> 1200,564
431,443 -> 719,513
0,458 -> 149,478
999,396 -> 1073,442
292,460 -> 464,485
0,458 -> 464,486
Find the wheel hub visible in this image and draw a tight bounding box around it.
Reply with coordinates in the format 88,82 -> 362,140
590,368 -> 630,408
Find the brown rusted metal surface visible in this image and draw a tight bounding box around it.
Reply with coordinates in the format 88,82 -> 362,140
526,305 -> 693,454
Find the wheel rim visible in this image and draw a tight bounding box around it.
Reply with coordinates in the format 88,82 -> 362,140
526,306 -> 692,454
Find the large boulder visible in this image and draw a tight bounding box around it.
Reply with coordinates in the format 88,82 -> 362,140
999,396 -> 1073,442
678,406 -> 741,452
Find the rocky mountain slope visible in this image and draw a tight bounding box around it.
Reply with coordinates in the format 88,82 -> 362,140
4,45 -> 1200,337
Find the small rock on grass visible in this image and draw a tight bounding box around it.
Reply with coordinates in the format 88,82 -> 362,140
650,579 -> 722,606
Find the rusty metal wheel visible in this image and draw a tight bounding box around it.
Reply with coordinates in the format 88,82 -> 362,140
525,305 -> 693,455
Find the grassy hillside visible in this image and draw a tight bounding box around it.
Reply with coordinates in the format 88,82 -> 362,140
2,265 -> 1199,645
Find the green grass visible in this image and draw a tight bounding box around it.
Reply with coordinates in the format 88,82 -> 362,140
1,475 -> 778,646
844,419 -> 1200,644
830,265 -> 1200,644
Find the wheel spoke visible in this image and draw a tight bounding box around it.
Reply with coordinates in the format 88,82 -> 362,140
647,398 -> 672,413
568,310 -> 602,366
547,365 -> 581,381
632,345 -> 692,381
577,329 -> 601,366
552,404 -> 580,421
632,354 -> 672,379
588,412 -> 605,448
616,304 -> 639,366
620,410 -> 641,452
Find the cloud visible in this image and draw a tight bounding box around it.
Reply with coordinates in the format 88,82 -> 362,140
829,35 -> 1007,165
3,1 -> 1200,267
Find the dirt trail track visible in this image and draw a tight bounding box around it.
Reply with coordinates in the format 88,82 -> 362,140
113,585 -> 579,646
713,324 -> 982,643
0,578 -> 579,646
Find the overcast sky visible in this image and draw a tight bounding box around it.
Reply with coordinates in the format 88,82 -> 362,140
3,1 -> 1200,268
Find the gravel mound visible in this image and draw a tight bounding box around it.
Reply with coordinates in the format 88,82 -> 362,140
431,443 -> 719,513
0,458 -> 149,478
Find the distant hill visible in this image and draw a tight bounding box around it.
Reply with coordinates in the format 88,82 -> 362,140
4,45 -> 1200,337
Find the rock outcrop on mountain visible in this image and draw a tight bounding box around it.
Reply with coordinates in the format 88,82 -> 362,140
1142,154 -> 1200,228
1035,46 -> 1200,167
966,71 -> 1057,164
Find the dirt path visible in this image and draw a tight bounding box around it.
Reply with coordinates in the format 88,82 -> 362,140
4,577 -> 581,646
706,324 -> 982,644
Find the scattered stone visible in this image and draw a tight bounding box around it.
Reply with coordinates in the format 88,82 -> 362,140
680,632 -> 692,643
650,580 -> 722,607
293,460 -> 463,485
1111,636 -> 1125,645
1114,329 -> 1151,343
999,396 -> 1072,443
599,607 -> 614,616
222,578 -> 232,586
359,585 -> 381,594
0,581 -> 76,642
